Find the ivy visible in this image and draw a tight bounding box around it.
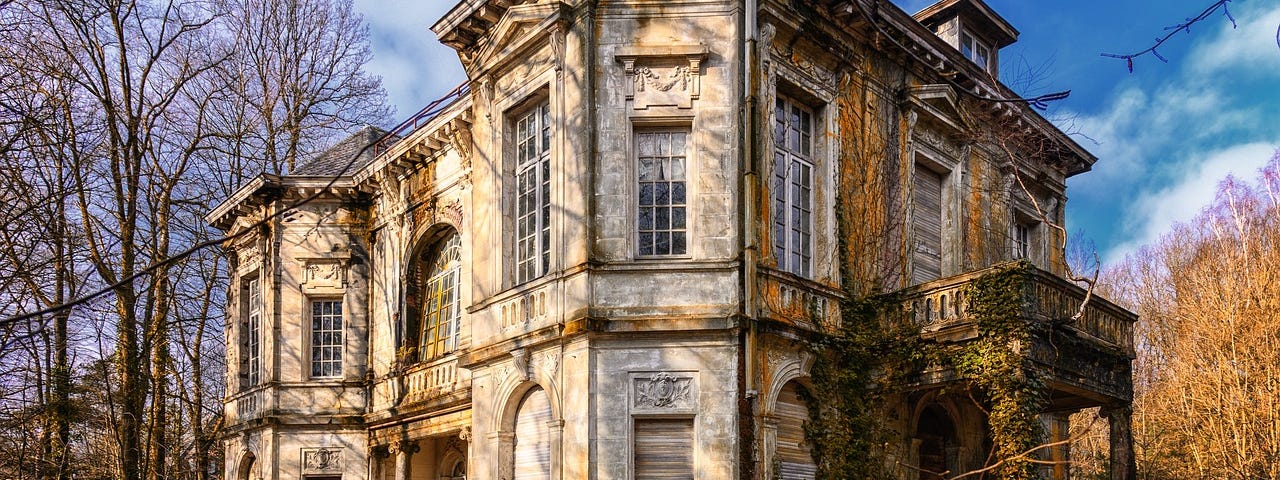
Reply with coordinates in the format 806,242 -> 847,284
952,261 -> 1047,480
805,261 -> 1048,480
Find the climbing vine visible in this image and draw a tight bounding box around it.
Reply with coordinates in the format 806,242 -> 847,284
805,262 -> 1049,480
944,261 -> 1047,479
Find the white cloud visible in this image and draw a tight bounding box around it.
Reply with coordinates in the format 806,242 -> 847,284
1064,2 -> 1280,265
354,0 -> 466,119
1103,142 -> 1279,265
1187,2 -> 1280,76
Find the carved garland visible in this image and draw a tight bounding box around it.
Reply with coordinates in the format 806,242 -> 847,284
616,45 -> 708,110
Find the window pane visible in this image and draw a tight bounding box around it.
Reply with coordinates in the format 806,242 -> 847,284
773,96 -> 817,278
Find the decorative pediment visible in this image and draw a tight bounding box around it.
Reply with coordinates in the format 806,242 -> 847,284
615,45 -> 709,110
470,2 -> 570,75
908,84 -> 968,131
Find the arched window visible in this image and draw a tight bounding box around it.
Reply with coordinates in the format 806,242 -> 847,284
418,234 -> 462,362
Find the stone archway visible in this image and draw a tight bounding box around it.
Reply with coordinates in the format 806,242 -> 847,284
236,451 -> 257,480
916,404 -> 958,480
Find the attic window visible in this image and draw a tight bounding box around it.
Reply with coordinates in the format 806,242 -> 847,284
960,32 -> 991,71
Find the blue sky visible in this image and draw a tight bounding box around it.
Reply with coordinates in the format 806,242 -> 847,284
353,0 -> 1280,267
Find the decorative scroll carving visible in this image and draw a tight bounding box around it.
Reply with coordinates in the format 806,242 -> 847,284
534,350 -> 560,379
236,241 -> 262,275
769,42 -> 837,88
302,448 -> 342,473
549,25 -> 565,73
477,77 -> 494,123
387,440 -> 420,455
633,372 -> 694,409
446,123 -> 473,163
510,349 -> 529,381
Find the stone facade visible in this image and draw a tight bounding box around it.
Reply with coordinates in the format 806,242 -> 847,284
209,0 -> 1136,479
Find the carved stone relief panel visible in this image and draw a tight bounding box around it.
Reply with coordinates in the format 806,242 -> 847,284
301,447 -> 342,474
916,126 -> 962,159
616,45 -> 708,110
235,237 -> 262,276
631,371 -> 697,413
302,260 -> 345,292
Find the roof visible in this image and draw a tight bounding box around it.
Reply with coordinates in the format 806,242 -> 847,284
913,0 -> 1019,48
291,126 -> 395,176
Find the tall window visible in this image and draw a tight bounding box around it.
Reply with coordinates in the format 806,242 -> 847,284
637,130 -> 688,256
310,300 -> 343,378
913,163 -> 944,284
1012,221 -> 1031,260
245,277 -> 261,386
773,97 -> 814,277
420,234 -> 462,361
515,102 -> 552,284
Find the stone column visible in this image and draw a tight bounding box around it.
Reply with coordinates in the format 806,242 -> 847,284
1103,405 -> 1136,480
759,416 -> 778,480
389,440 -> 419,480
459,427 -> 472,480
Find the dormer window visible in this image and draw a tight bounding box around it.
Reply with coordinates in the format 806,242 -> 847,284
913,0 -> 1019,78
960,32 -> 991,71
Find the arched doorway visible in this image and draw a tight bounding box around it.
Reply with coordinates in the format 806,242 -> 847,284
916,404 -> 958,480
775,381 -> 817,479
512,387 -> 551,480
236,451 -> 257,480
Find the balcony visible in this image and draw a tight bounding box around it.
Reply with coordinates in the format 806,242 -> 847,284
885,263 -> 1136,404
399,355 -> 464,405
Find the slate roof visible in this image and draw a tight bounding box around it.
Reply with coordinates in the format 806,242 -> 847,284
291,126 -> 396,176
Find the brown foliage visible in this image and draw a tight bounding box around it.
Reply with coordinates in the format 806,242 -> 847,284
1102,152 -> 1280,479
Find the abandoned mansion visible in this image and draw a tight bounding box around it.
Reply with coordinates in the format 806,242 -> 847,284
208,0 -> 1138,478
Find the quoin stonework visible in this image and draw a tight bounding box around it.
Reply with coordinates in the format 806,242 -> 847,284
208,0 -> 1137,479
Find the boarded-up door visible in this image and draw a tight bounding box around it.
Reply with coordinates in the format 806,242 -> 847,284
634,418 -> 694,479
913,165 -> 943,284
776,382 -> 817,480
514,387 -> 551,480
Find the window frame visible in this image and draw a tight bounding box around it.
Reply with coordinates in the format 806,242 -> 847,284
960,31 -> 991,71
512,99 -> 553,285
634,128 -> 691,258
308,298 -> 344,379
1012,222 -> 1030,260
772,96 -> 816,278
912,157 -> 950,285
244,276 -> 262,387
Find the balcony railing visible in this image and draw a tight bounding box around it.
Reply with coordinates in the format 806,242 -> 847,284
401,355 -> 462,404
226,385 -> 272,424
887,263 -> 1136,356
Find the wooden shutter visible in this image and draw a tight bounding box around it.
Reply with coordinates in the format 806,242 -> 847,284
776,383 -> 817,480
513,387 -> 551,480
634,419 -> 694,479
913,165 -> 944,284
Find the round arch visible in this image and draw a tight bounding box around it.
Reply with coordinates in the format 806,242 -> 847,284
401,224 -> 463,362
235,450 -> 257,480
761,350 -> 815,417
